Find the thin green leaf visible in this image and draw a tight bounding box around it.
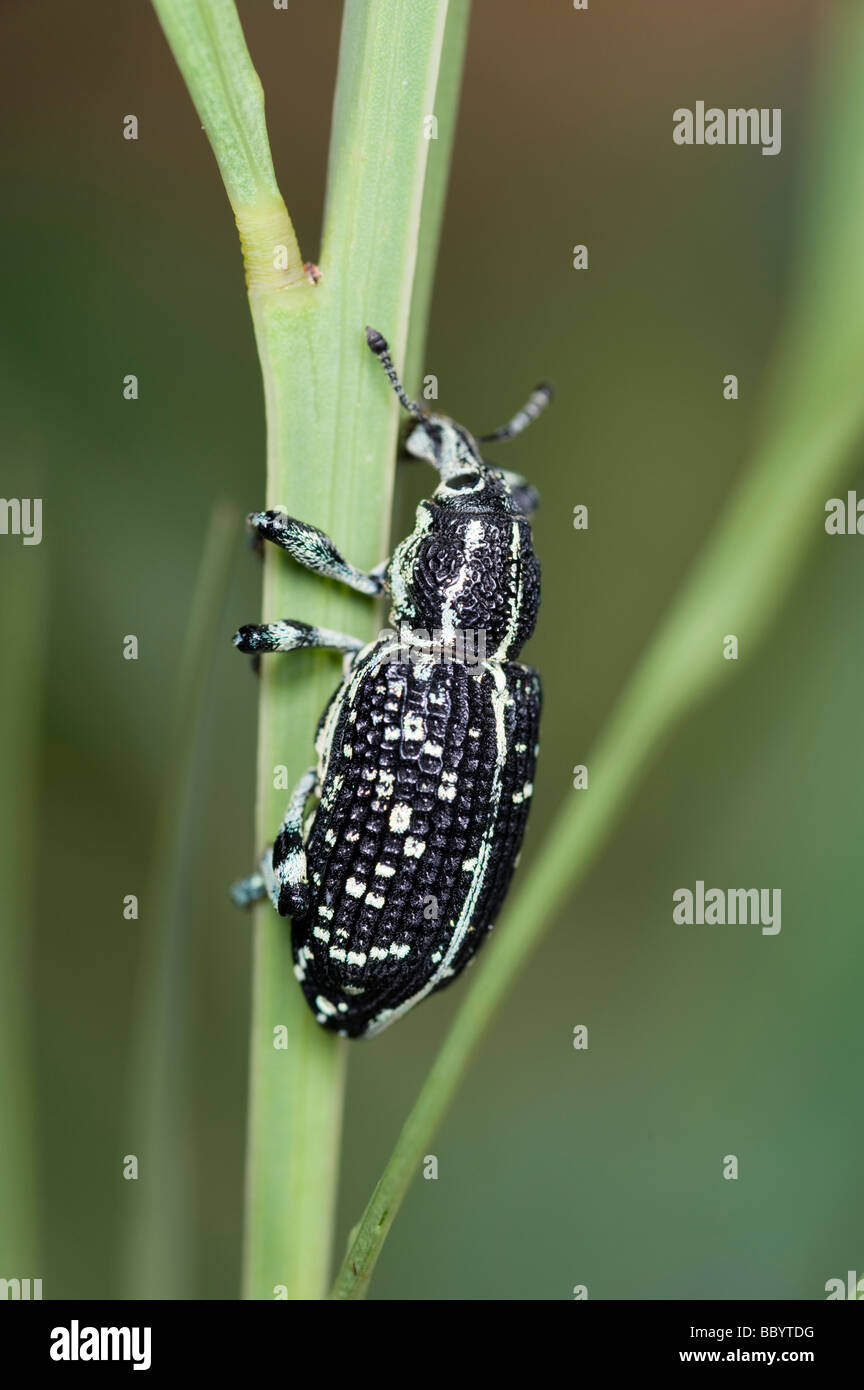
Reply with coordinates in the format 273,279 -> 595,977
124,500 -> 237,1298
151,0 -> 304,290
154,0 -> 471,1299
0,548 -> 45,1278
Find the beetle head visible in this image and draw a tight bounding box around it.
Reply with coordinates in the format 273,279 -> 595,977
365,326 -> 548,519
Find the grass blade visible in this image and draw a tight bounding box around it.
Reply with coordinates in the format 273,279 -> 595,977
243,0 -> 467,1302
124,501 -> 237,1298
155,0 -> 471,1298
0,549 -> 46,1283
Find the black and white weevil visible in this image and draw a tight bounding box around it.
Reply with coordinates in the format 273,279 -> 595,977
231,328 -> 551,1038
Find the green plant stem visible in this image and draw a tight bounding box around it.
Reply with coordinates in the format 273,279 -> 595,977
154,0 -> 469,1298
0,549 -> 45,1279
125,500 -> 236,1298
331,1 -> 864,1299
403,0 -> 470,394
244,0 -> 471,1302
151,0 -> 305,293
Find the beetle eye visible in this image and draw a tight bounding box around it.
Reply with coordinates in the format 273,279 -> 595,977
446,472 -> 482,491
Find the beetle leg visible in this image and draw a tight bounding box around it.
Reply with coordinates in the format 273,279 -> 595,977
231,767 -> 319,916
229,869 -> 267,907
368,556 -> 390,584
272,766 -> 319,918
233,618 -> 365,658
246,510 -> 387,597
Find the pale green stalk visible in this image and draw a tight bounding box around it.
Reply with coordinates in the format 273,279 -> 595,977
152,0 -> 470,1298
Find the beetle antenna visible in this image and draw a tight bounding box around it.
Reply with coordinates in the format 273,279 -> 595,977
478,382 -> 553,443
365,327 -> 425,419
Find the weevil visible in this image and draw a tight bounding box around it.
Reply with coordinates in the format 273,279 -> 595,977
231,328 -> 551,1038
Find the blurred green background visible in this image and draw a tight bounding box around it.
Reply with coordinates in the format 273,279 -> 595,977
2,0 -> 861,1300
